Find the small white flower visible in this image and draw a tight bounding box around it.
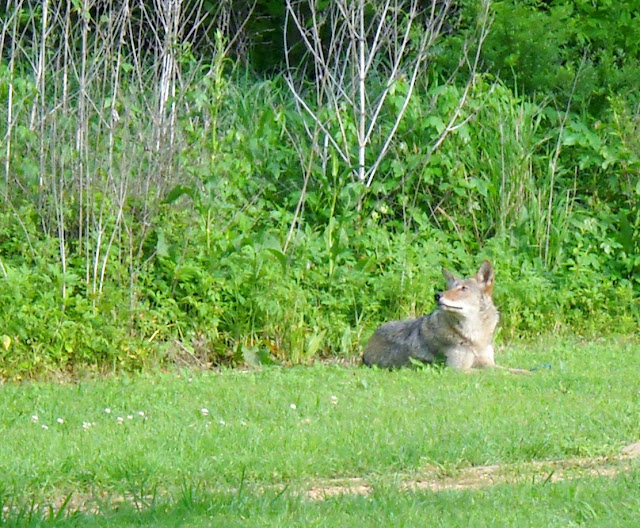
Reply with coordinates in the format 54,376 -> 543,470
104,408 -> 111,414
219,420 -> 226,426
138,411 -> 145,417
42,425 -> 49,430
290,403 -> 297,410
200,408 -> 210,417
116,416 -> 124,425
82,421 -> 93,430
31,415 -> 39,423
330,395 -> 338,405
240,420 -> 247,426
56,418 -> 64,424
127,415 -> 133,420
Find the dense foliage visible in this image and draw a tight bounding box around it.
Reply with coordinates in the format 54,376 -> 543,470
0,0 -> 638,377
451,0 -> 640,114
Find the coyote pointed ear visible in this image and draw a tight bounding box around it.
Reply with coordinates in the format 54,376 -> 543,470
442,268 -> 458,288
475,260 -> 494,295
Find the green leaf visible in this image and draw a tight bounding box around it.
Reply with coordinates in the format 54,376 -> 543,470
306,330 -> 327,358
165,185 -> 194,204
156,230 -> 170,258
265,248 -> 287,272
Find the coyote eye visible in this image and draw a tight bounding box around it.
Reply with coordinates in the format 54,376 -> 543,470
460,285 -> 468,292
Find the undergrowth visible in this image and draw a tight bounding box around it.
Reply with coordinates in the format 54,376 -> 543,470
0,3 -> 639,378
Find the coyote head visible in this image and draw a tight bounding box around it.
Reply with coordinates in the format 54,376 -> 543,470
435,260 -> 495,315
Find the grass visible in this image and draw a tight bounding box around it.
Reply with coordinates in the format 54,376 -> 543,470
1,336 -> 640,526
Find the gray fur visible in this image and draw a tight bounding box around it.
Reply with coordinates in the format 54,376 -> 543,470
362,260 -> 499,370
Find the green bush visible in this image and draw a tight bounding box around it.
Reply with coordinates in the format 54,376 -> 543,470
1,1 -> 639,378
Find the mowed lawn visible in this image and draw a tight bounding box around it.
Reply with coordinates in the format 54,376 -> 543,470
1,336 -> 640,527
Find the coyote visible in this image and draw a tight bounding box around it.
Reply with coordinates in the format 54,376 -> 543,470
363,260 -> 503,370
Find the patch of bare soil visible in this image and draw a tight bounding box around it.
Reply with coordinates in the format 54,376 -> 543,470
307,478 -> 372,501
305,441 -> 640,500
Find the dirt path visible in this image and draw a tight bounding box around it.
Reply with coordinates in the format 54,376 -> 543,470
306,440 -> 640,500
11,442 -> 640,515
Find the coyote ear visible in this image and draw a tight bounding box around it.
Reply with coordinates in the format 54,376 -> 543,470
475,260 -> 494,294
442,268 -> 458,288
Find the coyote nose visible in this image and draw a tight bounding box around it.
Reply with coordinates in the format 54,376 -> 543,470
435,292 -> 442,303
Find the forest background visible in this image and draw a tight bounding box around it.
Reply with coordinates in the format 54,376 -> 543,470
0,0 -> 639,377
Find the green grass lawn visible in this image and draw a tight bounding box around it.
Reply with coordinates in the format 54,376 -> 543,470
1,336 -> 640,526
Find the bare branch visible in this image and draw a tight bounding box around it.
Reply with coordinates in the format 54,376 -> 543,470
284,0 -> 484,189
